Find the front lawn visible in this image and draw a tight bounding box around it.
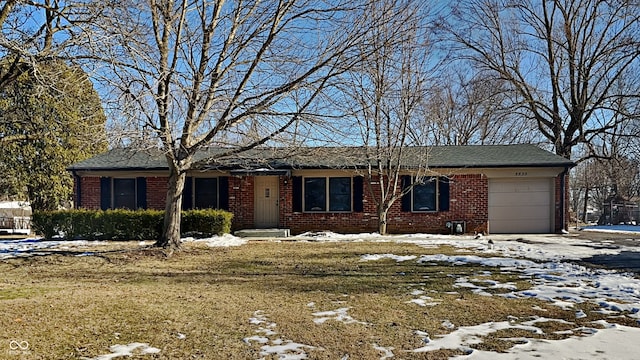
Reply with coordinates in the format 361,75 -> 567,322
0,240 -> 637,359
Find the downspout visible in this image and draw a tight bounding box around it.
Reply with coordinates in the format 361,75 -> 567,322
560,167 -> 568,233
72,171 -> 81,209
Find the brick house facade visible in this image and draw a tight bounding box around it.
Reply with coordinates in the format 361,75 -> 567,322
69,145 -> 574,235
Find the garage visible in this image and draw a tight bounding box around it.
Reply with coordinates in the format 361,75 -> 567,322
488,178 -> 553,233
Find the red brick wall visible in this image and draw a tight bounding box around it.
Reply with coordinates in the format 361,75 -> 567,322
146,177 -> 168,210
385,174 -> 488,235
229,176 -> 254,230
76,176 -> 169,210
281,174 -> 489,235
78,177 -> 101,209
76,172 -> 574,235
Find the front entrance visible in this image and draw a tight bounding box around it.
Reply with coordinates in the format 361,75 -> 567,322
254,176 -> 280,228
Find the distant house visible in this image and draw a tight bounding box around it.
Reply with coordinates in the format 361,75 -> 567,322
67,144 -> 574,235
0,201 -> 32,235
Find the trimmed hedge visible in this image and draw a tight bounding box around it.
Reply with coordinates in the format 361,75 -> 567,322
32,209 -> 233,240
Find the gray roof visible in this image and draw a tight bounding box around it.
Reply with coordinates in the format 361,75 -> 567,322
68,144 -> 574,172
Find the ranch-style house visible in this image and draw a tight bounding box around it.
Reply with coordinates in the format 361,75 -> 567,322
68,144 -> 574,235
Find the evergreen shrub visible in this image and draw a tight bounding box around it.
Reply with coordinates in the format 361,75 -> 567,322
32,209 -> 233,240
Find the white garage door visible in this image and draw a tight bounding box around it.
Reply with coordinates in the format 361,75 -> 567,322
489,178 -> 553,233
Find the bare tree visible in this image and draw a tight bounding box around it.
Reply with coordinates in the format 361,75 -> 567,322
446,0 -> 640,159
412,70 -> 541,146
96,0 -> 374,249
0,0 -> 109,143
338,0 -> 437,235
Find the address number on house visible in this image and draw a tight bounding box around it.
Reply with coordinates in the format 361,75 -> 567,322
515,172 -> 528,176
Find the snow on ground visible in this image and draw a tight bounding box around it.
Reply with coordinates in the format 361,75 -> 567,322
3,231 -> 640,359
81,342 -> 161,360
244,310 -> 316,360
181,233 -> 248,247
0,238 -> 108,259
301,231 -> 640,359
582,224 -> 640,234
0,234 -> 246,259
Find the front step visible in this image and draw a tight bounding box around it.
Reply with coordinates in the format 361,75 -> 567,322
234,228 -> 291,238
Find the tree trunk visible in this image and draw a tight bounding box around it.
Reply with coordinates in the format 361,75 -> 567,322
582,187 -> 589,223
156,166 -> 186,250
378,204 -> 389,235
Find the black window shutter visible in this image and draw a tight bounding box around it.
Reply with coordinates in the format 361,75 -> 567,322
100,177 -> 111,210
438,177 -> 450,211
353,176 -> 364,212
136,177 -> 147,209
218,176 -> 229,210
292,176 -> 302,212
182,177 -> 193,210
401,175 -> 412,212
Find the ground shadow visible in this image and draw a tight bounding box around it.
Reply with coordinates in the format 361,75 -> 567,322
580,251 -> 640,274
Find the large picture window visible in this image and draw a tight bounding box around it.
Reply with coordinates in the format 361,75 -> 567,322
304,177 -> 352,212
101,177 -> 146,210
183,177 -> 229,210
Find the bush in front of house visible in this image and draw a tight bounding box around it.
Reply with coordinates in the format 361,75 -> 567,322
181,209 -> 233,238
31,209 -> 233,240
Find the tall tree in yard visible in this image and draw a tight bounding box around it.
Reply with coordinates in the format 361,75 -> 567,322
446,0 -> 640,160
339,0 -> 436,235
97,0 -> 375,249
0,1 -> 109,94
0,60 -> 107,210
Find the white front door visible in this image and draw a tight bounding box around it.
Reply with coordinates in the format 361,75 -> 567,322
254,176 -> 279,228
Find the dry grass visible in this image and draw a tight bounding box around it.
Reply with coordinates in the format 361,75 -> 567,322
0,241 -> 634,359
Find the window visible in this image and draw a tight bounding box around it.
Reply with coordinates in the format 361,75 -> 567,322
402,176 -> 450,213
194,178 -> 218,209
101,177 -> 146,210
329,177 -> 351,211
304,178 -> 326,211
412,179 -> 437,211
113,178 -> 136,209
183,177 -> 229,210
304,177 -> 352,212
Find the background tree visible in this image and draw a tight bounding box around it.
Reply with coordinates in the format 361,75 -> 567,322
337,0 -> 436,235
446,0 -> 640,160
411,71 -> 541,146
0,59 -> 107,210
96,0 -> 375,249
0,1 -> 108,88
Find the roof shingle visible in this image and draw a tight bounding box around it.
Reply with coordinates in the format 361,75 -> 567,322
68,144 -> 574,171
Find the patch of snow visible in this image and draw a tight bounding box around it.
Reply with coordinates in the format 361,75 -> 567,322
449,321 -> 640,360
360,253 -> 417,262
372,343 -> 394,359
582,224 -> 640,234
181,233 -> 247,247
244,311 -> 316,359
0,238 -> 108,260
312,307 -> 369,325
442,320 -> 456,330
412,321 -> 544,353
82,342 -> 160,360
